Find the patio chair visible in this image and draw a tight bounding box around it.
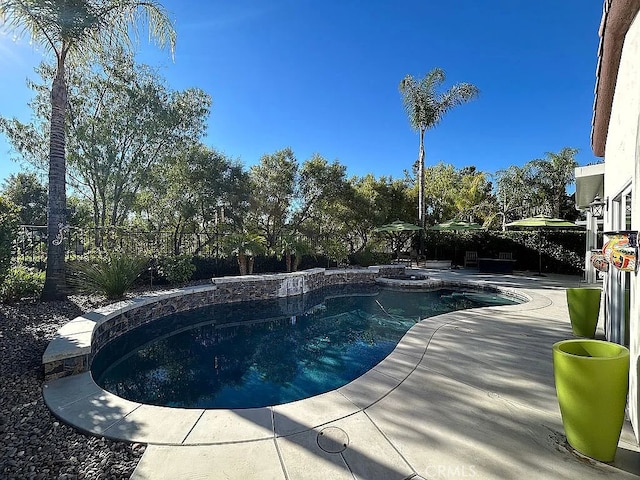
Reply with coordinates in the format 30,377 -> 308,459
464,251 -> 478,268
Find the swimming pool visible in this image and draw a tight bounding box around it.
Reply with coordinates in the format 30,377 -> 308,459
91,284 -> 519,409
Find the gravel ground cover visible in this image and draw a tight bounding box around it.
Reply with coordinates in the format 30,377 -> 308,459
0,294 -> 147,480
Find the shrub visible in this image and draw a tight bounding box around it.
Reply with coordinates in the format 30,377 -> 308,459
349,249 -> 392,267
69,252 -> 147,299
422,229 -> 585,274
0,266 -> 45,303
0,197 -> 19,284
158,255 -> 196,285
192,256 -> 238,279
251,255 -> 286,274
324,239 -> 350,267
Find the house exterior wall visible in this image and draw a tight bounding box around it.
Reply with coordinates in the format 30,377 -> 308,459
603,9 -> 640,440
603,8 -> 639,195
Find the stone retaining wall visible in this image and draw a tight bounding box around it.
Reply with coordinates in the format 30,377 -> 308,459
43,265 -> 404,380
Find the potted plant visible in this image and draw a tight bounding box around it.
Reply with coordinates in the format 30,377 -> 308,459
552,339 -> 629,462
565,287 -> 601,338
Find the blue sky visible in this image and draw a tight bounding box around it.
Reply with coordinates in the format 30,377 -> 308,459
0,0 -> 603,185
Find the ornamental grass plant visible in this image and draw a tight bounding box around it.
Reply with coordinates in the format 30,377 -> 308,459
69,252 -> 148,299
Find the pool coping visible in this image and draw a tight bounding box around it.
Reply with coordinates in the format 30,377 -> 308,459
41,273 -> 546,446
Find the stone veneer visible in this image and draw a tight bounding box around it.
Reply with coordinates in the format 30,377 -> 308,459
42,265 -> 405,381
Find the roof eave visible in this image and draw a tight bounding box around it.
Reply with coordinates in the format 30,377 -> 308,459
591,0 -> 640,157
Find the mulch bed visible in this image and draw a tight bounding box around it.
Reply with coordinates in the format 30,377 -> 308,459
0,293 -> 147,480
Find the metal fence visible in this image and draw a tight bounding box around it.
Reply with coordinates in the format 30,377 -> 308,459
13,225 -> 229,265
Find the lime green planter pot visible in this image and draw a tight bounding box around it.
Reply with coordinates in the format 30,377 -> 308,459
553,339 -> 629,462
566,288 -> 601,338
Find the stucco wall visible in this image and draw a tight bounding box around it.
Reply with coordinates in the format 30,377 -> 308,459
603,12 -> 639,199
603,9 -> 640,441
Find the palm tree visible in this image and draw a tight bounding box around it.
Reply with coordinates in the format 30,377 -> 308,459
530,147 -> 579,219
0,1 -> 176,300
399,68 -> 479,227
280,234 -> 312,272
225,233 -> 267,275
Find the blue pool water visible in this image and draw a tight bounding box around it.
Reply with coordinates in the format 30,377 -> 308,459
91,285 -> 519,409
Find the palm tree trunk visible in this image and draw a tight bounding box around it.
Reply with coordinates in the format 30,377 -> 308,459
238,253 -> 247,275
41,61 -> 68,301
418,128 -> 425,227
554,191 -> 561,218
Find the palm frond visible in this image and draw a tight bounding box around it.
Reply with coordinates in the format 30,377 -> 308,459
399,67 -> 479,132
95,1 -> 176,59
433,82 -> 479,125
422,67 -> 445,92
0,0 -> 66,55
0,0 -> 176,64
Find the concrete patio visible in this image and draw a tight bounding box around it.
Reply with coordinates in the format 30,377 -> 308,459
44,269 -> 640,479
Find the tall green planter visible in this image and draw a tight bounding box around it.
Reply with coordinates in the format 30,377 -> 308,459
566,287 -> 601,338
552,339 -> 629,462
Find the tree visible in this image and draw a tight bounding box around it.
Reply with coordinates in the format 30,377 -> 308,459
247,148 -> 298,250
454,166 -> 494,225
64,53 -> 210,228
135,145 -> 250,255
493,164 -> 535,230
1,172 -> 47,225
293,154 -> 349,231
66,195 -> 94,228
399,68 -> 479,226
5,56 -> 214,247
421,162 -> 458,224
352,174 -> 414,225
530,147 -> 579,218
0,0 -> 176,300
406,162 -> 494,227
305,173 -> 414,257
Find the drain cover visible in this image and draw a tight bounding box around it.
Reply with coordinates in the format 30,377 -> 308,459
317,426 -> 349,453
454,326 -> 473,333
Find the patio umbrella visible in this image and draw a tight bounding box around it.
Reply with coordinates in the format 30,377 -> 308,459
430,219 -> 484,232
505,215 -> 581,275
430,219 -> 484,267
373,220 -> 423,261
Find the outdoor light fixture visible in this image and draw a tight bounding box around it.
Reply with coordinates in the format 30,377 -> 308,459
589,194 -> 606,219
